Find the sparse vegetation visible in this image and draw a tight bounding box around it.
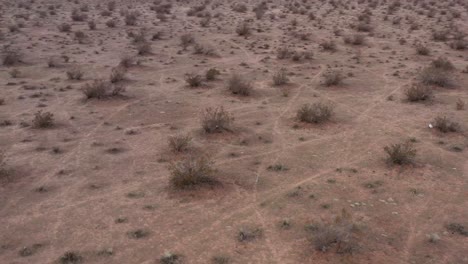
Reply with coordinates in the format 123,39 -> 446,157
32,111 -> 54,128
405,84 -> 433,102
297,102 -> 334,124
227,74 -> 252,96
384,142 -> 416,165
433,116 -> 460,133
185,73 -> 203,87
59,251 -> 82,264
168,134 -> 192,152
206,68 -> 221,81
272,68 -> 289,86
169,156 -> 216,189
66,67 -> 84,80
201,107 -> 234,133
322,70 -> 344,86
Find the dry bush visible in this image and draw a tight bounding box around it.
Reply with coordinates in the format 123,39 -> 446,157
356,22 -> 373,32
180,33 -> 195,50
125,12 -> 138,26
232,4 -> 248,13
169,156 -> 216,189
168,134 -> 192,152
9,69 -> 20,78
419,66 -> 454,87
82,80 -> 112,99
201,106 -> 234,133
136,42 -> 152,55
415,44 -> 430,55
236,22 -> 250,36
319,40 -> 337,52
431,57 -> 455,71
193,43 -> 217,56
450,39 -> 467,50
200,17 -> 211,27
110,66 -> 127,83
297,102 -> 334,124
59,251 -> 82,264
273,68 -> 289,86
277,47 -> 292,59
57,23 -> 71,32
160,252 -> 182,264
405,84 -> 433,102
2,49 -> 22,66
322,70 -> 344,86
456,99 -> 465,110
432,30 -> 449,41
185,73 -> 203,87
66,67 -> 84,80
433,116 -> 460,133
71,9 -> 87,21
384,142 -> 416,165
206,68 -> 220,81
32,111 -> 54,128
106,19 -> 117,28
119,55 -> 135,68
309,209 -> 360,254
227,74 -> 253,96
88,20 -> 96,30
343,34 -> 365,45
74,31 -> 87,43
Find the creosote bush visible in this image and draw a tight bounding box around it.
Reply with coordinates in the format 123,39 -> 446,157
206,68 -> 220,81
185,73 -> 203,87
82,80 -> 123,99
297,102 -> 334,124
57,23 -> 71,32
320,40 -> 337,52
415,44 -> 430,55
431,57 -> 454,71
169,156 -> 216,189
236,22 -> 250,36
322,70 -> 344,86
343,34 -> 365,45
168,134 -> 192,152
201,107 -> 233,133
433,116 -> 460,133
405,84 -> 433,102
384,142 -> 416,165
32,111 -> 54,128
273,68 -> 289,86
227,74 -> 252,96
419,66 -> 454,88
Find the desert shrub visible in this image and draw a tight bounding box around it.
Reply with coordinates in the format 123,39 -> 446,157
180,33 -> 195,50
185,73 -> 203,87
446,223 -> 468,236
57,23 -> 71,32
169,156 -> 216,189
47,57 -> 59,68
193,43 -> 217,56
238,227 -> 263,242
415,44 -> 430,55
309,209 -> 359,254
356,22 -> 373,32
200,17 -> 211,27
71,9 -> 87,21
227,74 -> 252,96
66,67 -> 84,80
8,24 -> 20,33
419,66 -> 454,87
232,4 -> 248,13
201,106 -> 233,133
2,49 -> 22,66
322,70 -> 344,86
136,42 -> 152,55
119,55 -> 134,68
384,142 -> 416,165
110,66 -> 126,83
60,251 -> 82,264
319,40 -> 337,52
106,19 -> 117,28
456,99 -> 465,110
168,134 -> 192,152
273,68 -> 289,86
432,30 -> 449,41
152,31 -> 163,41
431,57 -> 455,71
433,116 -> 460,133
277,47 -> 292,59
343,34 -> 365,45
206,68 -> 220,81
125,12 -> 138,26
160,252 -> 182,264
236,22 -> 250,36
297,102 -> 334,124
74,31 -> 87,43
107,1 -> 116,11
32,111 -> 54,128
9,69 -> 20,78
405,84 -> 433,102
82,80 -> 111,99
88,20 -> 96,30
450,39 -> 467,50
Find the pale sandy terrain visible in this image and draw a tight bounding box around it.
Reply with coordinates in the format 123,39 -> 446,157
0,0 -> 467,263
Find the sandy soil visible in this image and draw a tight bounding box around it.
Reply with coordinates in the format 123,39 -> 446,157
0,0 -> 467,263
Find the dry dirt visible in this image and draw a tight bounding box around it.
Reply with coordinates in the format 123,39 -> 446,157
0,0 -> 467,263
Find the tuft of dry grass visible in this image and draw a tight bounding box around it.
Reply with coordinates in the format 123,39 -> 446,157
297,102 -> 334,124
185,73 -> 203,87
384,142 -> 416,165
201,107 -> 234,133
168,135 -> 192,152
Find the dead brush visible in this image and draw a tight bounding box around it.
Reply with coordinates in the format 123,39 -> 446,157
419,66 -> 454,88
66,67 -> 84,80
201,106 -> 234,133
110,66 -> 127,83
405,84 -> 433,102
236,22 -> 251,36
2,48 -> 22,66
32,111 -> 54,128
119,55 -> 135,68
322,70 -> 344,86
343,34 -> 366,45
57,23 -> 71,32
136,42 -> 152,55
185,73 -> 203,87
180,33 -> 195,50
415,44 -> 430,55
297,102 -> 334,124
384,142 -> 416,165
433,116 -> 460,133
206,68 -> 221,81
227,74 -> 253,96
168,134 -> 192,152
308,209 -> 360,254
277,47 -> 292,59
319,40 -> 337,52
193,43 -> 217,56
81,79 -> 125,99
273,68 -> 289,86
169,155 -> 217,189
431,57 -> 455,71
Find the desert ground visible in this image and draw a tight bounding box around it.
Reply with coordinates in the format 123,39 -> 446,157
0,0 -> 467,263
